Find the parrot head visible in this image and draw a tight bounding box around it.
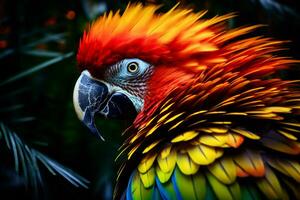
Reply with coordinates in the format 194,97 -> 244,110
73,58 -> 150,140
73,4 -> 210,139
73,4 -> 297,140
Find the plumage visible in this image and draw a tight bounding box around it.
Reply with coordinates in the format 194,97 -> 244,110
157,148 -> 177,173
187,144 -> 222,165
155,177 -> 177,200
234,151 -> 265,177
156,165 -> 173,183
173,167 -> 206,200
206,172 -> 241,200
139,167 -> 156,188
176,153 -> 199,175
138,153 -> 157,173
75,3 -> 300,200
256,167 -> 283,199
171,131 -> 199,143
267,158 -> 300,182
208,157 -> 236,184
128,171 -> 154,200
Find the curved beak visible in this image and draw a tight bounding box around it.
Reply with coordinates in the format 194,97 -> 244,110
73,70 -> 137,140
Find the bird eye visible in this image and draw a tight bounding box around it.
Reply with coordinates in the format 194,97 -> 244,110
127,62 -> 139,73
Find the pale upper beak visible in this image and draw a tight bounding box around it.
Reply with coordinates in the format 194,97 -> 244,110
73,70 -> 137,140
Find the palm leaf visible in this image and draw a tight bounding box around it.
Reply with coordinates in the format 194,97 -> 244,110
0,122 -> 89,197
0,52 -> 74,87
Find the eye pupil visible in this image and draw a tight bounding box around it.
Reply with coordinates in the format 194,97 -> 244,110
127,62 -> 139,73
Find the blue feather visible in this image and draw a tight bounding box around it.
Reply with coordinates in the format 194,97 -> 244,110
126,171 -> 135,200
155,177 -> 169,200
152,186 -> 163,200
171,170 -> 183,200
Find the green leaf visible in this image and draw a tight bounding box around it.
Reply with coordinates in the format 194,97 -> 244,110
0,52 -> 73,87
0,122 -> 90,197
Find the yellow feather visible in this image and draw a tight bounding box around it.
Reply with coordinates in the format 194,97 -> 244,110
128,144 -> 140,159
131,7 -> 157,33
231,128 -> 260,140
157,111 -> 172,123
176,153 -> 199,175
169,120 -> 184,131
157,149 -> 177,173
282,126 -> 300,133
159,12 -> 199,43
251,113 -> 279,119
139,167 -> 155,188
143,116 -> 156,129
209,127 -> 228,134
138,153 -> 157,173
186,110 -> 207,119
171,131 -> 199,143
156,165 -> 173,183
206,111 -> 227,115
198,134 -> 227,147
160,102 -> 175,114
198,128 -> 213,133
263,106 -> 292,113
160,99 -> 173,112
281,122 -> 300,128
188,144 -> 222,165
164,112 -> 185,124
130,134 -> 140,144
208,157 -> 236,184
277,129 -> 297,140
160,144 -> 172,159
215,149 -> 224,159
224,112 -> 248,116
143,140 -> 161,154
150,9 -> 192,36
145,124 -> 159,137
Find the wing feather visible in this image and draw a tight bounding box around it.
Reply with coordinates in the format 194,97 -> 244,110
176,152 -> 199,175
208,157 -> 236,184
256,167 -> 283,199
206,172 -> 241,200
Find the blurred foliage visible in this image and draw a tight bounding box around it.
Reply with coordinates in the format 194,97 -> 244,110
0,0 -> 299,200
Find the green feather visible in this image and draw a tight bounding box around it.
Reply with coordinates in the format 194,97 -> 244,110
174,167 -> 206,200
131,171 -> 154,200
206,172 -> 241,200
241,185 -> 261,200
204,181 -> 217,200
156,178 -> 178,200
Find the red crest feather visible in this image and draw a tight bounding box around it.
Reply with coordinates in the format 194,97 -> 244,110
77,4 -> 240,77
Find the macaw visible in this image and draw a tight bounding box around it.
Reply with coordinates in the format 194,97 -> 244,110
73,4 -> 300,200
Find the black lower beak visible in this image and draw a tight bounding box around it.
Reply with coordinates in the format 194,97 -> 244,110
73,71 -> 137,140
